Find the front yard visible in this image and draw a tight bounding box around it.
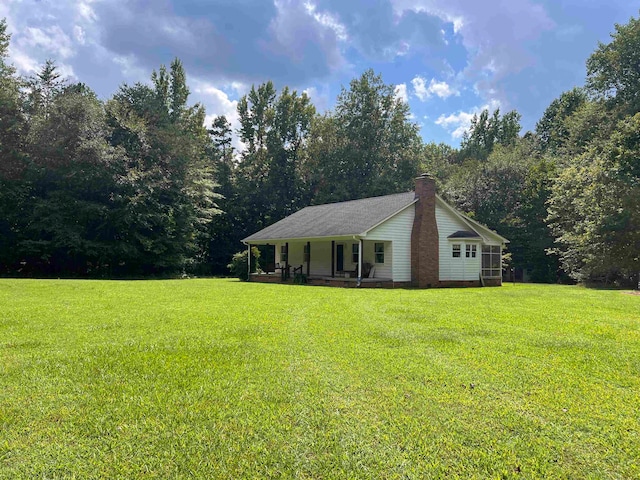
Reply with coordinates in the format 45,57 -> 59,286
1,279 -> 638,478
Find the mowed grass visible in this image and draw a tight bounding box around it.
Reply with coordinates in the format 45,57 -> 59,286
1,280 -> 639,479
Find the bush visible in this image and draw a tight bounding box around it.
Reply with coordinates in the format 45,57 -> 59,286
228,247 -> 261,281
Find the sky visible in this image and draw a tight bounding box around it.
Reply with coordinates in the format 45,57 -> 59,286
1,0 -> 637,147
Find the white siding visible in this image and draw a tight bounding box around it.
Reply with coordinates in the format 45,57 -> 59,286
274,240 -> 344,277
365,205 -> 414,282
287,242 -> 305,268
436,203 -> 482,281
359,240 -> 390,279
309,241 -> 332,276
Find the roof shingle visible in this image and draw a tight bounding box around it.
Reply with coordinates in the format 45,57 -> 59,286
447,230 -> 481,239
243,191 -> 416,242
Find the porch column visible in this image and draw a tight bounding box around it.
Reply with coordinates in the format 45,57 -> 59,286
247,243 -> 251,281
358,238 -> 363,281
306,241 -> 310,276
331,241 -> 335,278
285,242 -> 289,277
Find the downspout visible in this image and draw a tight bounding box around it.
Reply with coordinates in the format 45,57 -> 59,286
357,238 -> 363,287
247,243 -> 251,281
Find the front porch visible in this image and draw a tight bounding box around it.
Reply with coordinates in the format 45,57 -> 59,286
249,272 -> 408,288
246,237 -> 400,287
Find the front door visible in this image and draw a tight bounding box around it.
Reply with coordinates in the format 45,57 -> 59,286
259,245 -> 276,273
336,244 -> 344,271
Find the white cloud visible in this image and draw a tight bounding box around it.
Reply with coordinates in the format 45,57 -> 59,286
392,0 -> 554,102
9,50 -> 39,75
434,110 -> 475,139
412,76 -> 457,101
427,79 -> 456,99
394,83 -> 408,103
412,76 -> 428,101
77,1 -> 97,23
435,99 -> 501,139
112,54 -> 147,80
302,86 -> 317,98
195,81 -> 244,152
20,26 -> 75,59
73,25 -> 86,45
396,41 -> 410,56
303,1 -> 348,42
56,62 -> 76,80
302,84 -> 330,112
229,82 -> 248,96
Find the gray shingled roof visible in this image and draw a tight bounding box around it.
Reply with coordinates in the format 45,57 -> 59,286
447,230 -> 481,239
243,191 -> 416,242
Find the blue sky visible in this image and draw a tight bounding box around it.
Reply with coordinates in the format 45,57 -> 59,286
2,0 -> 637,147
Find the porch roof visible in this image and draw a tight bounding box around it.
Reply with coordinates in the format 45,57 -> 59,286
243,191 -> 416,243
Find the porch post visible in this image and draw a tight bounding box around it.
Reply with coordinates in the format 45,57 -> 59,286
247,243 -> 251,281
285,242 -> 289,277
306,241 -> 310,277
331,241 -> 335,278
358,238 -> 363,282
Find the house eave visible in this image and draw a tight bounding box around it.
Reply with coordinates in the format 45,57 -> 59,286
244,234 -> 365,244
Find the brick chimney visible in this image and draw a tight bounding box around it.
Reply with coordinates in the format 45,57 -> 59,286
411,173 -> 439,287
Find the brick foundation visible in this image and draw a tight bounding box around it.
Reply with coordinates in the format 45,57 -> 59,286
250,274 -> 411,289
249,273 -> 284,283
438,280 -> 481,288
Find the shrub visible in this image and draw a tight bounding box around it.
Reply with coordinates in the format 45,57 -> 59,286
228,247 -> 261,281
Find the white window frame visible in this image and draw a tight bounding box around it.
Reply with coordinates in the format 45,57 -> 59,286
466,244 -> 477,258
452,244 -> 461,258
374,243 -> 385,264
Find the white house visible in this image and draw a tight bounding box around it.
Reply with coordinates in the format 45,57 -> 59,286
242,174 -> 508,288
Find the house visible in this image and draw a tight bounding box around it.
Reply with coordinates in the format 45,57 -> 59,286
242,174 -> 508,288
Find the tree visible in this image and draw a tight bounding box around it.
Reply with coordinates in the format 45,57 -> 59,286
106,59 -> 219,275
420,142 -> 458,188
19,83 -> 117,275
587,15 -> 640,114
443,135 -> 560,283
305,70 -> 421,203
25,59 -> 65,118
543,14 -> 640,286
459,108 -> 521,161
235,82 -> 315,230
548,114 -> 640,284
0,18 -> 28,272
204,115 -> 238,274
535,88 -> 587,154
0,18 -> 25,180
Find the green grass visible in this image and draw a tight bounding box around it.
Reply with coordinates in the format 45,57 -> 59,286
1,279 -> 639,479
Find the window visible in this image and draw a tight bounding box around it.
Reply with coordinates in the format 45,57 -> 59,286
452,244 -> 461,258
352,243 -> 359,264
280,245 -> 287,263
466,244 -> 477,258
482,245 -> 501,278
374,243 -> 384,264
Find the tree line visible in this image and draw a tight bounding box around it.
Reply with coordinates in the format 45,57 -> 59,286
0,15 -> 638,286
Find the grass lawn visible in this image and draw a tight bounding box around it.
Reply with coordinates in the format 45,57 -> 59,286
1,279 -> 639,479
